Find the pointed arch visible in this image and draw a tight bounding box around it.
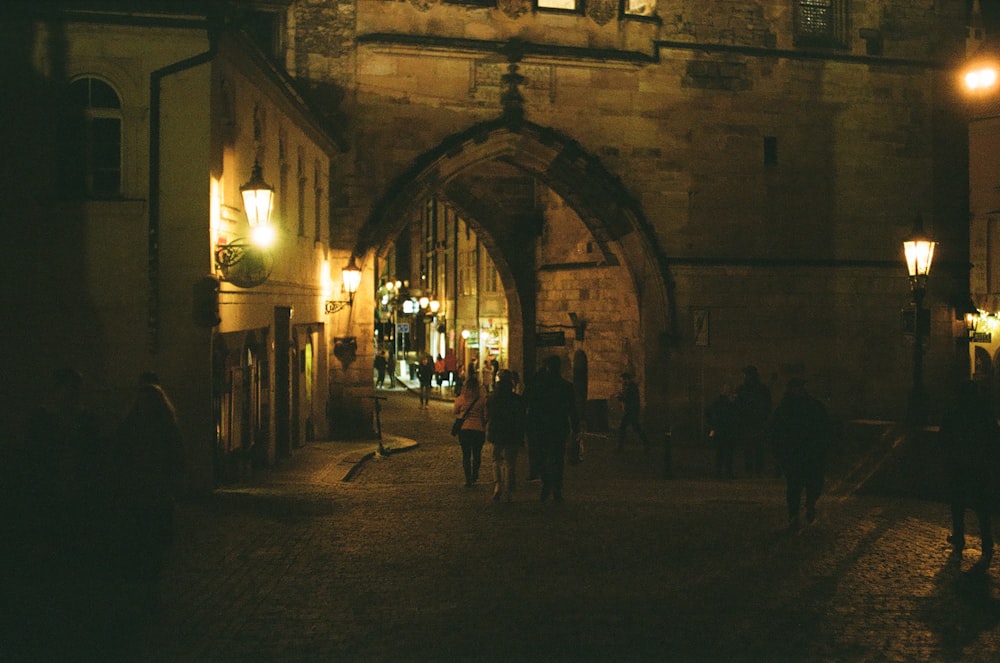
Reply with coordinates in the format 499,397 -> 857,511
356,118 -> 675,398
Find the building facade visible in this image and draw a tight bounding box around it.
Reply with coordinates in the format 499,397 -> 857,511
1,0 -> 981,494
1,3 -> 352,493
291,0 -> 973,434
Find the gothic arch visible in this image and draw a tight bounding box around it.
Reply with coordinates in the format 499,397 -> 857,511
356,117 -> 675,400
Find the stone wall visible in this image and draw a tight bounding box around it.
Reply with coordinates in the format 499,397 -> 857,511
283,0 -> 971,431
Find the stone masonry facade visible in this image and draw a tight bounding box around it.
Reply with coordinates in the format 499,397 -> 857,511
280,0 -> 970,434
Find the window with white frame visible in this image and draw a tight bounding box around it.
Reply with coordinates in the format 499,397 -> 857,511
623,0 -> 656,18
59,77 -> 122,198
536,0 -> 579,12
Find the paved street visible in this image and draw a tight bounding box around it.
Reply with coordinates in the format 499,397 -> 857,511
21,388 -> 1000,662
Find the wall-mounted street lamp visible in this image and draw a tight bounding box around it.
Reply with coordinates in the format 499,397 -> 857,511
216,160 -> 276,287
903,215 -> 937,426
325,256 -> 362,314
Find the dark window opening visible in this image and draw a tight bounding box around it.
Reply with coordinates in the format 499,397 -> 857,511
58,77 -> 122,199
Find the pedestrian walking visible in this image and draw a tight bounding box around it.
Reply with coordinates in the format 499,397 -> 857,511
737,365 -> 772,476
113,379 -> 185,612
939,380 -> 998,565
454,373 -> 488,487
524,355 -> 580,503
374,352 -> 388,389
417,354 -> 434,408
490,356 -> 500,391
444,348 -> 458,392
487,370 -> 525,502
616,372 -> 649,451
707,383 -> 739,480
434,355 -> 446,391
770,378 -> 829,531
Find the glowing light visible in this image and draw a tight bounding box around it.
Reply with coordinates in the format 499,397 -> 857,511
965,66 -> 999,92
321,260 -> 333,298
341,256 -> 362,295
251,223 -> 277,248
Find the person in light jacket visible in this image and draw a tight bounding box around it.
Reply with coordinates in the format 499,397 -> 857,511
454,373 -> 488,487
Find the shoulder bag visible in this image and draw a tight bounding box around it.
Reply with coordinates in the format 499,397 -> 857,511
451,396 -> 480,436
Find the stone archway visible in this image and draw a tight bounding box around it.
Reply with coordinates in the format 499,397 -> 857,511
355,118 -> 675,422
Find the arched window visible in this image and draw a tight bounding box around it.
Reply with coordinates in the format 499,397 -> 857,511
59,77 -> 122,198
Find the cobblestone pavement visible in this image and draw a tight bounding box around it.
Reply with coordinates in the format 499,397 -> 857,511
110,389 -> 1000,662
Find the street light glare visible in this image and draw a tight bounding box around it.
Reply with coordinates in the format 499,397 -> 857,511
251,223 -> 277,248
965,66 -> 998,92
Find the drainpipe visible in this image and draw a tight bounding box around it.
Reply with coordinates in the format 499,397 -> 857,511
147,15 -> 221,353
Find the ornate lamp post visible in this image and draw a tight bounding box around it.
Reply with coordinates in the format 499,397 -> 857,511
216,160 -> 277,287
903,216 -> 937,426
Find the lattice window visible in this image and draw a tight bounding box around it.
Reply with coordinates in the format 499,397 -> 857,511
795,0 -> 848,49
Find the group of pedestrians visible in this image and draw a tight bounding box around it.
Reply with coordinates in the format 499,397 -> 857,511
3,367 -> 185,659
453,355 -> 580,503
707,366 -> 830,531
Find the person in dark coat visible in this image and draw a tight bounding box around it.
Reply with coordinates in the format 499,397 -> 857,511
114,381 -> 185,611
487,370 -> 525,501
374,352 -> 388,389
416,355 -> 435,408
770,378 -> 828,530
616,372 -> 649,451
524,356 -> 580,503
707,383 -> 739,480
939,380 -> 998,563
737,365 -> 772,476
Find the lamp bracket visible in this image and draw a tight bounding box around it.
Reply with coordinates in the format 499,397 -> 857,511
325,299 -> 352,314
215,239 -> 273,288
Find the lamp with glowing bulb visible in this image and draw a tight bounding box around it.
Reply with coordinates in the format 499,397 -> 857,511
902,216 -> 937,426
216,160 -> 276,287
325,256 -> 362,314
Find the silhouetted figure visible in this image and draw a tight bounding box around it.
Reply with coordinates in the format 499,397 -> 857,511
940,381 -> 998,564
490,356 -> 500,390
417,355 -> 434,408
707,384 -> 739,480
616,372 -> 649,451
737,365 -> 772,476
114,381 -> 185,613
454,373 -> 487,486
374,352 -> 387,389
11,368 -> 110,660
524,356 -> 580,503
487,370 -> 525,502
771,378 -> 829,531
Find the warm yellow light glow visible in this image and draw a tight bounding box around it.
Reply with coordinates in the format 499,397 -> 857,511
429,300 -> 440,314
419,296 -> 429,309
240,161 -> 275,228
321,260 -> 334,298
341,256 -> 362,295
903,238 -> 936,278
251,223 -> 277,248
210,177 -> 222,245
965,66 -> 999,92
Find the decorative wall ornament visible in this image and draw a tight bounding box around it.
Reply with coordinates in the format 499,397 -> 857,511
587,0 -> 618,25
409,0 -> 438,11
500,40 -> 526,124
498,0 -> 530,19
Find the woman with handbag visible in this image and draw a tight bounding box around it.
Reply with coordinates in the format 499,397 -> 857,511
454,373 -> 488,487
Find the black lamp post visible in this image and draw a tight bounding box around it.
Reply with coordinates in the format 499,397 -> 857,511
903,215 -> 937,426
